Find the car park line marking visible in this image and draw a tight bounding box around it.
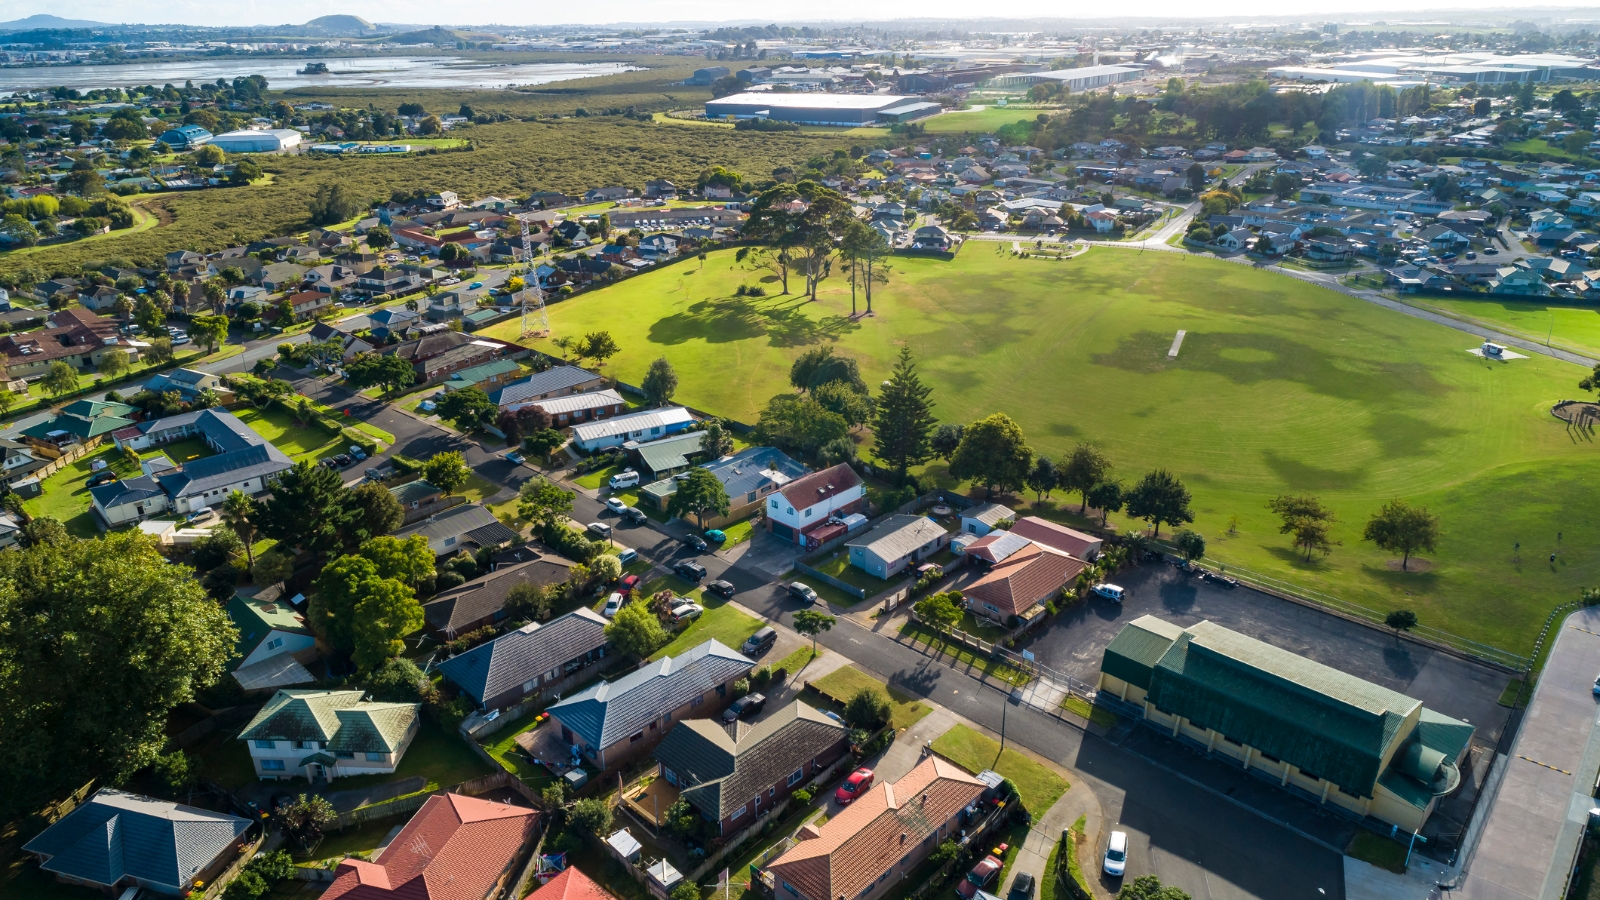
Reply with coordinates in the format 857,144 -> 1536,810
1518,755 -> 1572,776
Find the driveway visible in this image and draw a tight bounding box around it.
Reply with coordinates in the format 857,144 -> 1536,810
1017,563 -> 1514,746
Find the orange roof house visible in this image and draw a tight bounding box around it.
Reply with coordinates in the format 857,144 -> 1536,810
765,757 -> 984,900
963,544 -> 1086,623
1007,516 -> 1103,560
528,866 -> 614,900
322,793 -> 538,900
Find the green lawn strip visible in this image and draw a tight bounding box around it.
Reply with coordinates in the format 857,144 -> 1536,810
351,421 -> 396,444
1407,293 -> 1600,359
480,710 -> 560,788
897,620 -> 1031,687
721,516 -> 756,546
234,405 -> 341,460
648,603 -> 764,661
459,472 -> 506,505
1039,831 -> 1062,900
294,818 -> 395,868
574,464 -> 625,490
810,667 -> 931,730
1498,677 -> 1528,708
773,646 -> 822,678
931,724 -> 1069,816
812,551 -> 899,592
1063,815 -> 1090,897
1062,695 -> 1120,729
321,721 -> 495,801
1345,829 -> 1408,874
157,437 -> 212,465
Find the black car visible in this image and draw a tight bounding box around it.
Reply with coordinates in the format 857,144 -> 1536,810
332,454 -> 353,467
622,507 -> 647,525
704,579 -> 735,598
673,560 -> 707,581
684,534 -> 709,552
86,470 -> 119,487
1007,873 -> 1035,900
722,692 -> 766,723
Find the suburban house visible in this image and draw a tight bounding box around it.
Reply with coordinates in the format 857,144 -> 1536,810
1008,516 -> 1103,560
0,511 -> 18,549
141,368 -> 234,405
963,543 -> 1085,626
641,446 -> 809,528
439,607 -> 610,710
0,308 -> 139,380
1098,616 -> 1473,833
422,552 -> 582,638
653,701 -> 848,835
388,331 -> 514,384
547,639 -> 754,770
320,793 -> 538,900
439,358 -> 523,394
259,262 -> 308,292
307,321 -> 376,361
239,689 -> 422,783
764,756 -> 986,900
847,515 -> 951,579
387,479 -> 458,524
0,437 -> 47,489
959,503 -> 1014,537
529,388 -> 628,427
22,789 -> 252,897
396,503 -> 520,558
572,406 -> 695,452
285,290 -> 334,321
766,463 -> 866,549
490,365 -> 607,412
18,399 -> 138,458
94,409 -> 293,525
529,866 -> 614,900
228,586 -> 319,691
626,431 -> 708,479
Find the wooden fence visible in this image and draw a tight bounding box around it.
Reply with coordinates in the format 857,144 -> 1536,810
196,832 -> 266,900
331,770 -> 543,831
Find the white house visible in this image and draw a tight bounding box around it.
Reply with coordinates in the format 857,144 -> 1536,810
960,502 -> 1015,537
228,588 -> 319,691
91,409 -> 293,525
239,689 -> 421,783
846,514 -> 950,579
766,463 -> 867,548
571,406 -> 694,451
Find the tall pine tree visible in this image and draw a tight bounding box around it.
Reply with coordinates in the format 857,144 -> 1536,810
871,347 -> 937,481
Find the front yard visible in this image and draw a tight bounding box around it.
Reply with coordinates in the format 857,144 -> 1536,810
930,724 -> 1068,816
22,444 -> 148,537
649,603 -> 764,662
809,666 -> 932,731
812,550 -> 900,594
234,406 -> 342,461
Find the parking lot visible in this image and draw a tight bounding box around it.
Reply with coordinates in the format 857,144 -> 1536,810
1018,563 -> 1516,745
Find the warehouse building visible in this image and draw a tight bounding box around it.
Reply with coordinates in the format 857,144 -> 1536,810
704,93 -> 939,126
155,124 -> 212,149
208,129 -> 304,153
986,64 -> 1144,91
1097,615 -> 1472,834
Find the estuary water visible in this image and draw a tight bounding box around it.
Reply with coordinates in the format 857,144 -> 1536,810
0,56 -> 636,92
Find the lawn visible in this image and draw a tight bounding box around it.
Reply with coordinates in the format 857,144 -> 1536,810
480,709 -> 560,788
813,550 -> 898,593
774,646 -> 822,678
810,666 -> 932,730
23,444 -> 147,537
313,721 -> 495,799
294,818 -> 396,868
648,603 -> 764,661
480,244 -> 1600,657
574,464 -> 625,490
930,724 -> 1069,816
898,620 -> 1031,687
1407,293 -> 1600,359
234,405 -> 341,460
155,438 -> 212,465
920,105 -> 1061,134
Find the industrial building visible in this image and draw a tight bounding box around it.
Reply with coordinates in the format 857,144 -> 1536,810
155,124 -> 212,149
208,129 -> 304,153
704,92 -> 940,126
1097,615 -> 1473,834
1270,51 -> 1600,85
985,64 -> 1145,91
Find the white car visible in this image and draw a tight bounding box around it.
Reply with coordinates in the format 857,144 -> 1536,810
587,522 -> 612,538
602,592 -> 626,618
605,497 -> 627,514
670,602 -> 704,624
1092,583 -> 1126,602
1103,830 -> 1128,877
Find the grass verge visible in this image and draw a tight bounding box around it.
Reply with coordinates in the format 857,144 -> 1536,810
1063,815 -> 1090,898
774,646 -> 822,678
1345,829 -> 1408,874
810,667 -> 931,730
1062,695 -> 1120,729
649,603 -> 764,661
931,724 -> 1069,816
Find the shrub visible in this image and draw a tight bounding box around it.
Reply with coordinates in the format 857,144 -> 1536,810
733,677 -> 750,697
389,454 -> 424,474
751,665 -> 772,688
791,788 -> 812,804
844,686 -> 891,730
365,657 -> 426,702
223,870 -> 268,900
569,797 -> 613,836
435,570 -> 466,591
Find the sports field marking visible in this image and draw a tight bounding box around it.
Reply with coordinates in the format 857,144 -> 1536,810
1168,330 -> 1187,359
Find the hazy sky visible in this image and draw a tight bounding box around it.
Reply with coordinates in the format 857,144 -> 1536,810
12,0 -> 1599,28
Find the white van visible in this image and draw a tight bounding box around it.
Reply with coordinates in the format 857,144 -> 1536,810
609,469 -> 640,489
1092,583 -> 1126,602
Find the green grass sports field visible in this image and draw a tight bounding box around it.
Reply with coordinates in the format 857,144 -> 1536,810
1406,293 -> 1600,359
483,246 -> 1600,654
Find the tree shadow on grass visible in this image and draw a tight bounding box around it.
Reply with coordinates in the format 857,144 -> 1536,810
646,293 -> 860,348
1361,564 -> 1442,594
1262,545 -> 1339,570
1261,450 -> 1369,492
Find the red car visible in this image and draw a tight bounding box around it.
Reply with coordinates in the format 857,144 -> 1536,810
619,574 -> 642,597
834,768 -> 875,805
955,856 -> 1004,900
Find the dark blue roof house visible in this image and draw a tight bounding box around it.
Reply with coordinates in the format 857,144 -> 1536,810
156,125 -> 213,149
23,788 -> 251,895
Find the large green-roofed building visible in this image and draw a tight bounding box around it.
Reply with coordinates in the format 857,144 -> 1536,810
1098,615 -> 1472,833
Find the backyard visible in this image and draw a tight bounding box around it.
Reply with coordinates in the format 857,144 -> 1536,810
479,244 -> 1600,656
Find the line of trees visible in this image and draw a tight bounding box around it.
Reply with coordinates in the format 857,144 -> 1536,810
1267,493 -> 1440,569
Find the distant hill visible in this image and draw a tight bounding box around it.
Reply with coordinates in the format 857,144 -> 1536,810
0,14 -> 115,32
302,14 -> 378,34
387,25 -> 500,44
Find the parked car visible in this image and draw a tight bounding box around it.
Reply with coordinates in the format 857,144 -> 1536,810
605,497 -> 627,514
673,560 -> 707,581
1008,872 -> 1035,900
684,534 -> 709,552
602,592 -> 626,618
622,507 -> 647,525
670,601 -> 704,623
835,768 -> 875,805
172,334 -> 192,345
742,627 -> 776,656
704,529 -> 727,543
617,548 -> 638,565
787,582 -> 822,605
1103,830 -> 1128,877
185,509 -> 218,526
348,446 -> 367,461
1484,246 -> 1499,255
86,470 -> 119,487
332,454 -> 353,467
609,469 -> 641,489
956,856 -> 1004,900
704,579 -> 735,599
505,450 -> 525,464
587,522 -> 612,538
619,574 -> 642,596
1092,583 -> 1125,602
722,692 -> 766,723
469,281 -> 483,289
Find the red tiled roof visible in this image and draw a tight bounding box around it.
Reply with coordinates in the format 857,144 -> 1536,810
963,544 -> 1085,619
1007,517 -> 1102,559
322,793 -> 538,900
766,757 -> 984,900
528,866 -> 614,900
779,464 -> 861,511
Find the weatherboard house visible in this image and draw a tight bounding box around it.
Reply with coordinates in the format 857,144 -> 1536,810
91,409 -> 292,526
1097,615 -> 1473,833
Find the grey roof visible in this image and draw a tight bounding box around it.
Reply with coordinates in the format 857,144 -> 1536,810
548,639 -> 753,750
22,789 -> 250,892
438,608 -> 609,703
135,409 -> 293,500
422,553 -> 581,634
396,504 -> 517,556
489,365 -> 602,406
238,689 -> 419,753
633,431 -> 707,476
654,701 -> 845,820
846,514 -> 947,561
89,474 -> 165,510
705,447 -> 808,499
963,503 -> 1014,527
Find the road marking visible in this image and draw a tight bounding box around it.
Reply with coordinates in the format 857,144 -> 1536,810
1570,625 -> 1600,637
1518,755 -> 1573,776
1168,330 -> 1187,359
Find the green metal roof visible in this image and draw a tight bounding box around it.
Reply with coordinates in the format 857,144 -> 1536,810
1141,619 -> 1422,799
239,689 -> 419,753
21,412 -> 134,440
444,358 -> 520,389
635,431 -> 706,476
226,592 -> 310,659
1101,614 -> 1183,691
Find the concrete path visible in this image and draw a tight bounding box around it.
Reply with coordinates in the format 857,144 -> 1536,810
1344,856 -> 1456,900
995,757 -> 1107,899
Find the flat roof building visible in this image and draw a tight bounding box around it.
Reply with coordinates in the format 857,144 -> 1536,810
705,93 -> 925,126
208,129 -> 303,153
1098,615 -> 1473,834
986,64 -> 1144,91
